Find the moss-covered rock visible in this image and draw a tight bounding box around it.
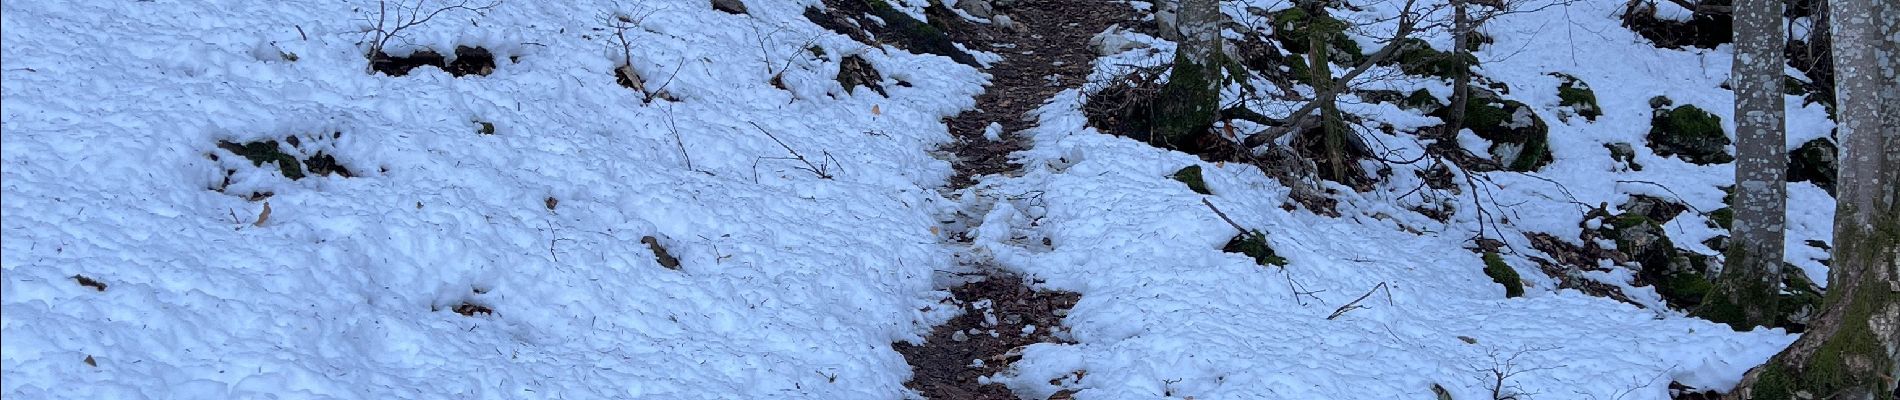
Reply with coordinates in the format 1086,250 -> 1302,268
1453,96 -> 1551,171
218,140 -> 305,180
1271,7 -> 1364,66
1787,137 -> 1837,194
1401,89 -> 1443,114
837,54 -> 885,95
1225,230 -> 1287,267
1384,38 -> 1475,80
1550,73 -> 1601,122
216,136 -> 354,182
1605,142 -> 1643,171
858,0 -> 977,66
1172,165 -> 1210,195
1482,251 -> 1524,298
1597,203 -> 1716,309
1647,104 -> 1733,164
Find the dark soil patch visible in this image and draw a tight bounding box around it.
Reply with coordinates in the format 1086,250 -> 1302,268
894,274 -> 1080,400
1621,1 -> 1731,49
941,0 -> 1135,189
808,0 -> 978,67
897,1 -> 1129,399
451,302 -> 492,316
370,46 -> 497,77
73,275 -> 107,291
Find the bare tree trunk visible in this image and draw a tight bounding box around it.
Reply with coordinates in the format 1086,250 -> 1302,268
1443,0 -> 1473,136
1152,0 -> 1223,147
1301,0 -> 1349,182
1695,0 -> 1786,331
1730,0 -> 1898,396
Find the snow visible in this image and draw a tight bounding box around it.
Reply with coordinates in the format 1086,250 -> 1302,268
2,0 -> 981,398
960,0 -> 1820,398
2,0 -> 1829,398
972,89 -> 1793,400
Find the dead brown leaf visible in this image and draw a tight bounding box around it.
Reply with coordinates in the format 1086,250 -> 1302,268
253,201 -> 272,227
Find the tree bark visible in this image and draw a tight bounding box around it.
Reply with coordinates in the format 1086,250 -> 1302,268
1152,0 -> 1224,147
1304,0 -> 1349,182
1729,0 -> 1898,397
1443,0 -> 1473,137
1696,0 -> 1786,331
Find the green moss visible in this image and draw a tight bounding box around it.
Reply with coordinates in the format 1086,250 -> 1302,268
218,140 -> 305,180
1708,207 -> 1734,230
1647,104 -> 1733,164
1225,230 -> 1288,267
1152,51 -> 1221,147
1695,246 -> 1778,330
1172,165 -> 1210,195
475,121 -> 496,135
1610,212 -> 1653,230
1385,38 -> 1475,79
1765,215 -> 1897,399
1481,251 -> 1524,298
861,0 -> 976,66
1655,265 -> 1713,307
1272,7 -> 1363,66
1551,73 -> 1601,121
1458,98 -> 1551,171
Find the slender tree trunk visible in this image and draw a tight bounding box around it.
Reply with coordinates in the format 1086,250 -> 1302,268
1443,0 -> 1473,136
1696,0 -> 1787,331
1731,0 -> 1898,397
1302,0 -> 1347,182
1153,0 -> 1223,148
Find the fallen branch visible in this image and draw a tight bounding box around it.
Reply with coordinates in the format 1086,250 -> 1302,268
1326,282 -> 1390,320
749,122 -> 834,179
1201,198 -> 1249,232
1241,0 -> 1427,151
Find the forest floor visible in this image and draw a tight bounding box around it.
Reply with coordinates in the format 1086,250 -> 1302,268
895,1 -> 1134,399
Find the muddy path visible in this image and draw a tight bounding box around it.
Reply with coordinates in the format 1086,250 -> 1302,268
895,1 -> 1135,399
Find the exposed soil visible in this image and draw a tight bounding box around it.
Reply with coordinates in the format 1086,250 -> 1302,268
891,1 -> 1133,399
894,275 -> 1082,399
938,1 -> 1132,189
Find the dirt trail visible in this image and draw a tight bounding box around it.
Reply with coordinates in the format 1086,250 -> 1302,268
895,1 -> 1134,399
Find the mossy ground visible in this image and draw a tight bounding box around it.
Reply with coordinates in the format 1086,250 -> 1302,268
860,0 -> 977,66
1151,51 -> 1222,148
1455,97 -> 1550,171
1550,73 -> 1602,121
1482,251 -> 1524,298
1387,38 -> 1474,80
1172,165 -> 1210,195
1225,230 -> 1288,267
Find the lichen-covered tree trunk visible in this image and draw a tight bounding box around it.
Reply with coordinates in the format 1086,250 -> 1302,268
1730,0 -> 1898,396
1695,0 -> 1786,331
1152,0 -> 1223,147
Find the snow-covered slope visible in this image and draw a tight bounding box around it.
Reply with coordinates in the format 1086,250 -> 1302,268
2,0 -> 981,398
956,0 -> 1821,398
